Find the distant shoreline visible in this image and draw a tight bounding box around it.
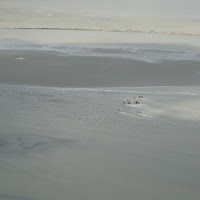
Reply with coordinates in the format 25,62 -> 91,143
1,27 -> 200,37
1,6 -> 200,37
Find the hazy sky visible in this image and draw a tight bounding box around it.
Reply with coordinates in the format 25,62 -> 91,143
2,0 -> 200,19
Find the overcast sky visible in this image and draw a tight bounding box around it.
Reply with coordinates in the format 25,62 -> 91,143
2,0 -> 200,19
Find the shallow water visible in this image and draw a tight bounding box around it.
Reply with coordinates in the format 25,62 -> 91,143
0,84 -> 200,200
1,40 -> 200,63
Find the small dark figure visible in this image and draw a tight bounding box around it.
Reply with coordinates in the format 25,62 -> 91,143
134,101 -> 140,104
127,99 -> 131,104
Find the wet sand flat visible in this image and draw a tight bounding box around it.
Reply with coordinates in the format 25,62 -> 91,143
0,84 -> 200,200
1,50 -> 200,87
1,1 -> 200,199
0,45 -> 200,200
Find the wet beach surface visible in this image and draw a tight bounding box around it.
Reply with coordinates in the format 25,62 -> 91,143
0,84 -> 200,200
1,49 -> 200,88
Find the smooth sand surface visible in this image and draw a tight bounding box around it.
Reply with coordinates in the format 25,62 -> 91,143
1,84 -> 200,200
1,29 -> 200,47
0,50 -> 200,87
1,6 -> 200,36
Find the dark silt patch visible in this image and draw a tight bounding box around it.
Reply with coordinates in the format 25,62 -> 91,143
0,133 -> 75,156
0,194 -> 35,200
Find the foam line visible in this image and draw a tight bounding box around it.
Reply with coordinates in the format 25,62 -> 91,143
1,40 -> 200,63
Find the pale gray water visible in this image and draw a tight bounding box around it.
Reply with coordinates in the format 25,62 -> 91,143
0,84 -> 200,200
1,0 -> 200,198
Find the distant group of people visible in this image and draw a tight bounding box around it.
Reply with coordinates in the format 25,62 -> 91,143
123,99 -> 138,104
123,95 -> 144,105
116,95 -> 144,114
